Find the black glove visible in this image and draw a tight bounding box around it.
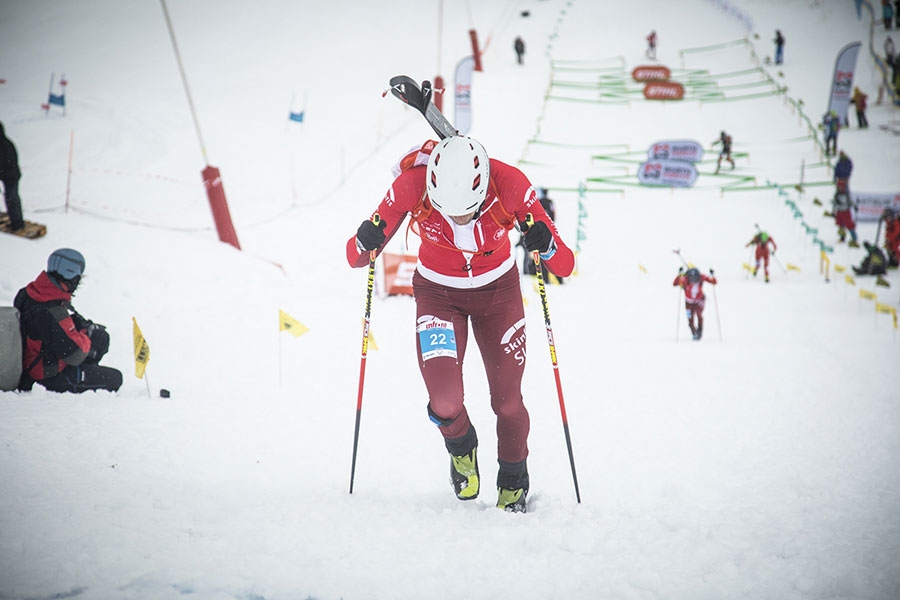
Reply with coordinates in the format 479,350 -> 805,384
678,267 -> 684,273
356,219 -> 387,252
85,323 -> 109,364
521,220 -> 554,254
710,268 -> 715,275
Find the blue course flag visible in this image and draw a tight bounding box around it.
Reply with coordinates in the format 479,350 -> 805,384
289,111 -> 304,123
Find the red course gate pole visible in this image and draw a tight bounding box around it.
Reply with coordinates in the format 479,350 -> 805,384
469,29 -> 482,72
202,165 -> 241,250
433,75 -> 445,112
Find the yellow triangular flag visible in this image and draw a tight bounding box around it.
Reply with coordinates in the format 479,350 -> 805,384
362,318 -> 379,351
279,309 -> 309,338
132,317 -> 150,379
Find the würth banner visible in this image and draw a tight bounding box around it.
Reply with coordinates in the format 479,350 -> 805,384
637,159 -> 699,188
647,140 -> 704,162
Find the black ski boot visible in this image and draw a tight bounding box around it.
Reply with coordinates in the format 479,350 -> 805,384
497,459 -> 529,513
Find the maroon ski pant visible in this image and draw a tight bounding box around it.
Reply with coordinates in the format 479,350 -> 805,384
412,266 -> 529,464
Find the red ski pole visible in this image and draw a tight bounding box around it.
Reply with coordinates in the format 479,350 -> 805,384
349,214 -> 379,494
526,214 -> 581,503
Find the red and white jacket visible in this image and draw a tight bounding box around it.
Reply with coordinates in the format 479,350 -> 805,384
673,272 -> 717,304
346,158 -> 574,289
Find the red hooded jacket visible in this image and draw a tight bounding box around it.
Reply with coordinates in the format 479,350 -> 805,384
13,271 -> 91,381
346,157 -> 574,288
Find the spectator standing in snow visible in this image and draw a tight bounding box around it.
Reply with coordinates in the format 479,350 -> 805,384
851,87 -> 869,128
712,131 -> 735,174
822,111 -> 840,157
14,248 -> 123,394
831,189 -> 859,247
884,0 -> 894,30
646,30 -> 657,59
0,121 -> 25,232
514,36 -> 525,65
346,135 -> 575,514
673,267 -> 717,341
774,30 -> 785,65
882,207 -> 900,267
834,150 -> 853,193
746,230 -> 777,282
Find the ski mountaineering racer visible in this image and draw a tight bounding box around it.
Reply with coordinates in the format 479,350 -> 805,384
346,135 -> 575,513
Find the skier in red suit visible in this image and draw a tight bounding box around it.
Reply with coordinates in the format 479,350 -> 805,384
673,267 -> 717,340
346,136 -> 575,513
746,231 -> 777,282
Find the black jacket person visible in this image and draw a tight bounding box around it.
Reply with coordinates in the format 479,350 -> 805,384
0,121 -> 25,231
14,248 -> 122,393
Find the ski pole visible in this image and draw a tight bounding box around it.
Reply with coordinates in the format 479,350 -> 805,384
673,248 -> 689,268
349,213 -> 379,494
526,214 -> 581,503
710,268 -> 723,342
771,251 -> 787,273
675,286 -> 683,342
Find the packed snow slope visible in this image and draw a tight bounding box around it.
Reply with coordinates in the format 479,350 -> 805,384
1,1 -> 899,599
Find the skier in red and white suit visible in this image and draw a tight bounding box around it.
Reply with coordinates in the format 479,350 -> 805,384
346,136 -> 574,512
673,267 -> 717,340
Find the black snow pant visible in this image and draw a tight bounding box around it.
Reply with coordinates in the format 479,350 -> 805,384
1,178 -> 24,230
34,364 -> 123,394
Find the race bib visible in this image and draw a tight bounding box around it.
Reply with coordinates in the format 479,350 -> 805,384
416,315 -> 457,361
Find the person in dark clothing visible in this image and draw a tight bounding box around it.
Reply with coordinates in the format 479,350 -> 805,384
0,121 -> 25,232
646,30 -> 658,59
713,131 -> 735,173
834,150 -> 853,193
514,36 -> 525,65
14,248 -> 123,393
853,242 -> 887,276
851,87 -> 869,128
822,111 -> 840,157
774,30 -> 785,65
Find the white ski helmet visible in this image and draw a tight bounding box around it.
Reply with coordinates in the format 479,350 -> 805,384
426,136 -> 490,216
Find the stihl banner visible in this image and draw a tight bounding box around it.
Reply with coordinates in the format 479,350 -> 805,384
632,65 -> 671,81
643,81 -> 684,100
382,252 -> 417,296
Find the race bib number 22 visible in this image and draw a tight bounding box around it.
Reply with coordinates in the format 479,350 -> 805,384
416,315 -> 457,362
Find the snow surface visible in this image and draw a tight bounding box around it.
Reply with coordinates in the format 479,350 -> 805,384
2,0 -> 899,599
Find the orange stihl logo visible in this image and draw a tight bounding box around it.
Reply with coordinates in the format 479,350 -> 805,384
643,81 -> 685,100
632,66 -> 671,81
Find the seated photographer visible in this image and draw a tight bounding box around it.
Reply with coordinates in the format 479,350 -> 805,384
14,248 -> 122,393
852,241 -> 887,277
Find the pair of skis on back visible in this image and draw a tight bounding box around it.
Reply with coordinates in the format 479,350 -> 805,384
385,75 -> 458,140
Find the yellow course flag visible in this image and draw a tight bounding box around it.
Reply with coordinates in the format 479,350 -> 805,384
362,318 -> 379,351
859,289 -> 877,301
279,309 -> 310,338
876,303 -> 899,329
132,317 -> 150,379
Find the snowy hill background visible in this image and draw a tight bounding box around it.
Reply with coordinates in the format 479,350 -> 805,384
2,0 -> 899,599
